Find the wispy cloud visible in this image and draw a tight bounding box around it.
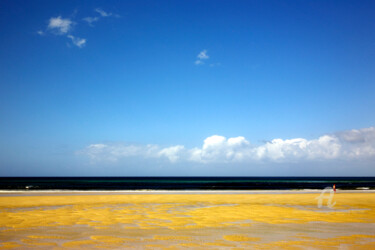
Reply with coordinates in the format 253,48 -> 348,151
195,60 -> 204,65
95,8 -> 112,17
67,35 -> 86,48
48,16 -> 73,34
195,50 -> 209,65
83,16 -> 99,26
79,143 -> 185,163
83,8 -> 118,26
79,127 -> 375,164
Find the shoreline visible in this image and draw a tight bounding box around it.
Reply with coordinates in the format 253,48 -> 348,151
1,189 -> 375,196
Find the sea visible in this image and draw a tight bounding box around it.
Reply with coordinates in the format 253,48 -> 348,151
0,177 -> 375,191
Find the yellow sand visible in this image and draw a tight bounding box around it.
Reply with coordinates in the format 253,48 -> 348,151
0,193 -> 375,249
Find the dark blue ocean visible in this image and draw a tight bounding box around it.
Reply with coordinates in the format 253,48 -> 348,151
1,177 -> 375,190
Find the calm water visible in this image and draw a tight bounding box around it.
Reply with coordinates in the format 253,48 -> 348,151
1,177 -> 375,190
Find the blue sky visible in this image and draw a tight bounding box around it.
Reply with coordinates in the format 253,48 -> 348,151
1,0 -> 374,176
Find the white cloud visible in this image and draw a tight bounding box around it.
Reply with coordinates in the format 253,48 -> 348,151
44,16 -> 86,48
195,50 -> 209,65
195,60 -> 204,65
189,135 -> 250,163
253,135 -> 341,161
79,127 -> 375,164
337,127 -> 375,143
83,16 -> 99,25
41,9 -> 120,48
48,16 -> 73,34
79,143 -> 183,163
198,50 -> 209,60
83,8 -> 118,26
80,144 -> 145,162
158,145 -> 185,163
95,8 -> 112,17
67,35 -> 86,48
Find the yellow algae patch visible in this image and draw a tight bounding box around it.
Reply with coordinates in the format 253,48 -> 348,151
0,193 -> 375,209
188,203 -> 375,226
179,242 -> 202,247
144,244 -> 165,248
27,235 -> 66,239
90,235 -> 128,244
0,192 -> 375,246
0,242 -> 22,249
59,236 -> 142,249
223,235 -> 260,242
337,234 -> 375,240
0,193 -> 317,208
1,192 -> 375,250
0,193 -> 374,211
153,235 -> 192,241
0,204 -> 146,229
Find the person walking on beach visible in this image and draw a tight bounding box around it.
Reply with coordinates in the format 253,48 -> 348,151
333,184 -> 336,193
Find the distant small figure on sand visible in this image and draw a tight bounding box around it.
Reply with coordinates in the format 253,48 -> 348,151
333,184 -> 336,193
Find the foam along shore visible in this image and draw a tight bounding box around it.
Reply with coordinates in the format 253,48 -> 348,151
1,189 -> 375,196
0,192 -> 375,248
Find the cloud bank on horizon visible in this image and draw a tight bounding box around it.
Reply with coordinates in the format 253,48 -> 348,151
80,126 -> 375,165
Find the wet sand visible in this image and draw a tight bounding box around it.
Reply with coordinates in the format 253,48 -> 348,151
0,191 -> 375,249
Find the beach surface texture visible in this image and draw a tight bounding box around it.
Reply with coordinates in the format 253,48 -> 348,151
1,191 -> 375,249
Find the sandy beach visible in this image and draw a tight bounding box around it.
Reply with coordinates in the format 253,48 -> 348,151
1,191 -> 375,249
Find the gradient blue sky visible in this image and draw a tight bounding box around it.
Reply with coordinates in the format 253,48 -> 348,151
1,0 -> 374,176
